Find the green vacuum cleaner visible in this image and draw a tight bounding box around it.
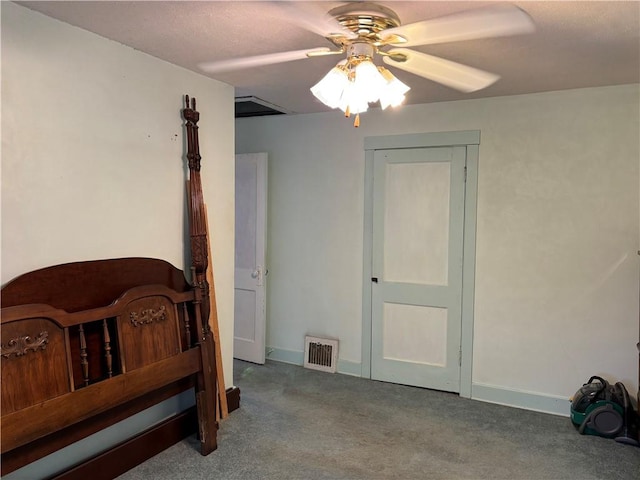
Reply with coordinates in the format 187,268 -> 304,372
570,376 -> 639,446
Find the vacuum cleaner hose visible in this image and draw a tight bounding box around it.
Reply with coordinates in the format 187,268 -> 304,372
614,382 -> 640,447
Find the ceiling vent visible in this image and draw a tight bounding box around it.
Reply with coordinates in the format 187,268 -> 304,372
235,96 -> 290,118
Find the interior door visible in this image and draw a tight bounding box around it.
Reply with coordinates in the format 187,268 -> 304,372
234,153 -> 267,364
371,146 -> 466,392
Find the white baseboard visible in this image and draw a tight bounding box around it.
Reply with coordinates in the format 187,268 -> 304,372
472,382 -> 571,417
264,348 -> 571,417
265,346 -> 302,366
266,346 -> 362,377
337,359 -> 362,377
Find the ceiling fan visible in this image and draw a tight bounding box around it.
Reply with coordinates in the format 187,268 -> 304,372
199,2 -> 535,124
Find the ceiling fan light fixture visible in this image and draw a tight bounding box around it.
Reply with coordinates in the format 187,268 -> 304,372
310,63 -> 350,109
352,59 -> 388,103
378,67 -> 410,109
338,79 -> 369,114
311,56 -> 411,124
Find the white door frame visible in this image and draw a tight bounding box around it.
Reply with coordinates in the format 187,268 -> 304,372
362,131 -> 479,398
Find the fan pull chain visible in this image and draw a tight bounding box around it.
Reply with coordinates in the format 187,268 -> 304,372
342,105 -> 360,127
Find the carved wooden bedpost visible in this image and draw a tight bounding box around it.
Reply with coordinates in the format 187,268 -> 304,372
183,95 -> 210,324
182,94 -> 218,455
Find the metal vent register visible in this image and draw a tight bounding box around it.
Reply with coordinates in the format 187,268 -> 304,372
304,336 -> 338,373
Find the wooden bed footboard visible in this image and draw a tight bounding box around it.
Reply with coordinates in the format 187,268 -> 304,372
0,257 -> 218,478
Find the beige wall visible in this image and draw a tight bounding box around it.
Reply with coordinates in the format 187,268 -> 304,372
1,2 -> 235,382
236,84 -> 639,412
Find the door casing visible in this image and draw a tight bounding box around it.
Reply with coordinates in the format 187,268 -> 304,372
362,131 -> 479,398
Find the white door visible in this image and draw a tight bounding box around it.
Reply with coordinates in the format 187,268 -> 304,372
234,153 -> 267,364
371,146 -> 466,392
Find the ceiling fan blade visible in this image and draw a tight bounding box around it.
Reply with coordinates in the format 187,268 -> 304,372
383,49 -> 500,93
271,2 -> 357,39
306,49 -> 345,58
382,5 -> 535,47
198,48 -> 331,73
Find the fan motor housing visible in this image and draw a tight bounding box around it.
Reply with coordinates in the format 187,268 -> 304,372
328,2 -> 406,47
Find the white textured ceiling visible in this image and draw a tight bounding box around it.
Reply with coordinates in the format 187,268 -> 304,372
17,1 -> 640,114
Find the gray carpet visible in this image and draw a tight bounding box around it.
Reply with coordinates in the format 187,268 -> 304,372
119,360 -> 640,479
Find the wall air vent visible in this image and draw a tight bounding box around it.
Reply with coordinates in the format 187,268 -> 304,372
235,96 -> 290,118
304,336 -> 338,373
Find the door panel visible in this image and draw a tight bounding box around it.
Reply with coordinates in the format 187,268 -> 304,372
383,161 -> 451,286
234,153 -> 267,364
383,303 -> 448,366
234,288 -> 256,341
371,146 -> 466,392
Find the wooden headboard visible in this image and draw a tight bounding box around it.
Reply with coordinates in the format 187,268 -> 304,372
1,96 -> 221,479
1,258 -> 218,478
